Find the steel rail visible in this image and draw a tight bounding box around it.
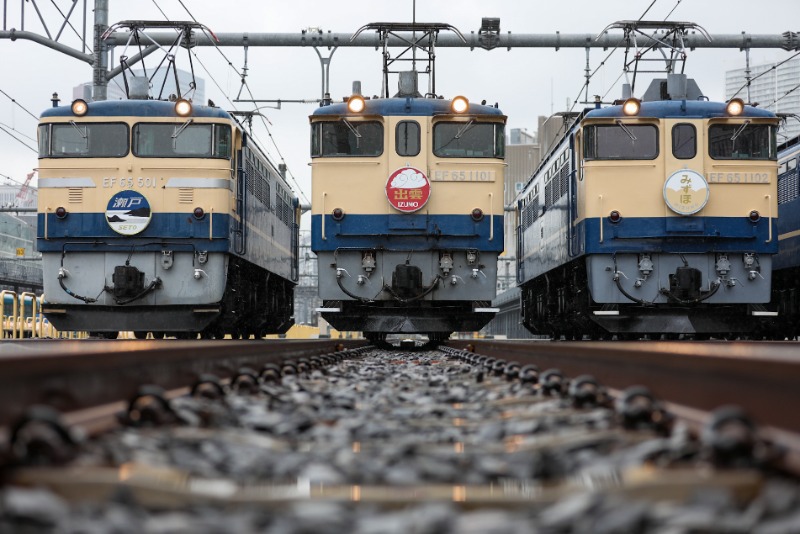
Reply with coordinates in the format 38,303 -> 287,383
448,340 -> 800,433
0,339 -> 367,428
448,339 -> 800,473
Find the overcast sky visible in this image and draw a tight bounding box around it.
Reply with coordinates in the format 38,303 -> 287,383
0,0 -> 796,216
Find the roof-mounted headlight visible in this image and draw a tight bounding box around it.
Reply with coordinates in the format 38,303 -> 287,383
347,95 -> 365,113
726,97 -> 745,116
71,99 -> 88,116
451,96 -> 469,114
622,98 -> 641,116
175,98 -> 193,117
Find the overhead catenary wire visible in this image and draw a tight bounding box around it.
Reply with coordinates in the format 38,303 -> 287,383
0,121 -> 37,143
0,87 -> 40,121
550,0 -> 678,159
729,49 -> 800,102
0,124 -> 38,153
169,0 -> 311,206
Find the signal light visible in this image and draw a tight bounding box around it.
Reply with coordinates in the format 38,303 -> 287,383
175,98 -> 193,116
347,95 -> 365,113
71,99 -> 88,116
55,206 -> 68,219
193,207 -> 205,220
748,210 -> 760,222
451,96 -> 469,114
609,210 -> 622,223
726,98 -> 745,116
622,98 -> 641,116
471,208 -> 484,221
332,208 -> 345,221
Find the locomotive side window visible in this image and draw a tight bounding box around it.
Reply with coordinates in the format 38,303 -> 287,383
132,123 -> 232,158
672,123 -> 697,159
583,124 -> 658,160
41,123 -> 129,158
433,122 -> 504,158
311,121 -> 383,157
708,123 -> 776,160
396,121 -> 420,156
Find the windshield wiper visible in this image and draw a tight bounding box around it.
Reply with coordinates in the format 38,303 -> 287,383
731,120 -> 751,142
172,119 -> 194,139
340,118 -> 362,148
68,120 -> 87,138
455,119 -> 475,139
615,120 -> 637,141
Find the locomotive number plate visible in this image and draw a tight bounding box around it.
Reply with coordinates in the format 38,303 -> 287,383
431,170 -> 496,182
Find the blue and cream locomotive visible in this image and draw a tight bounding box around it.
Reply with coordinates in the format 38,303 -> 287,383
517,75 -> 780,338
771,135 -> 800,338
37,98 -> 299,338
309,74 -> 506,342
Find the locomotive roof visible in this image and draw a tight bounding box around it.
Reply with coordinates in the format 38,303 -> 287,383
312,97 -> 504,117
585,100 -> 776,119
40,99 -> 231,119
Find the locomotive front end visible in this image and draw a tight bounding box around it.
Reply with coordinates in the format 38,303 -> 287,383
310,93 -> 506,341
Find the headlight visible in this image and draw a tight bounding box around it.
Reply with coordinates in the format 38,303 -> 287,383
726,98 -> 745,116
347,95 -> 365,113
175,98 -> 193,116
71,99 -> 88,116
622,98 -> 641,116
451,96 -> 469,114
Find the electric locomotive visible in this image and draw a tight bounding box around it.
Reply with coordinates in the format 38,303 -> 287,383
37,98 -> 299,338
771,135 -> 800,338
516,75 -> 780,338
310,76 -> 506,341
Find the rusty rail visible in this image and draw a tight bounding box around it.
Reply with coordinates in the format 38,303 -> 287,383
0,339 -> 367,428
448,339 -> 800,473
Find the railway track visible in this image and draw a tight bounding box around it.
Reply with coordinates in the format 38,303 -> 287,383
0,339 -> 798,531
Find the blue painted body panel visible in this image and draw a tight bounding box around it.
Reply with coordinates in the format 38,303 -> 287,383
37,212 -> 232,253
583,216 -> 778,255
312,98 -> 504,118
311,213 -> 504,252
585,100 -> 776,120
40,100 -> 231,119
775,141 -> 800,271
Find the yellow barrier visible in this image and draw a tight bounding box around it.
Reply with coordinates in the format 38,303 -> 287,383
0,292 -> 88,339
2,290 -> 18,339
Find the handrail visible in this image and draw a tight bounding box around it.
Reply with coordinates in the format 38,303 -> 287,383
598,194 -> 604,243
765,194 -> 773,243
489,192 -> 494,241
322,192 -> 328,240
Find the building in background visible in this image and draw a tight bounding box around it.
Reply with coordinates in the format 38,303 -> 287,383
500,128 -> 539,292
726,58 -> 800,142
0,184 -> 41,293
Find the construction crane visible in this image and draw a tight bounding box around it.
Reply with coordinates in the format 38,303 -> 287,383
14,170 -> 35,207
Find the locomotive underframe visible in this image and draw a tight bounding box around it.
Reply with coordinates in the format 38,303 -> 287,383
321,299 -> 496,338
521,253 -> 775,337
42,251 -> 294,337
318,248 -> 498,336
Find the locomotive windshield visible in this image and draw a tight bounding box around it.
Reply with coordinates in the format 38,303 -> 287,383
311,121 -> 383,157
132,123 -> 231,158
433,122 -> 505,158
708,123 -> 776,160
583,124 -> 658,160
39,123 -> 128,158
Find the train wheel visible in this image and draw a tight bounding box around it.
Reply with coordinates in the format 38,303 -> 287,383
133,331 -> 148,340
365,333 -> 386,344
